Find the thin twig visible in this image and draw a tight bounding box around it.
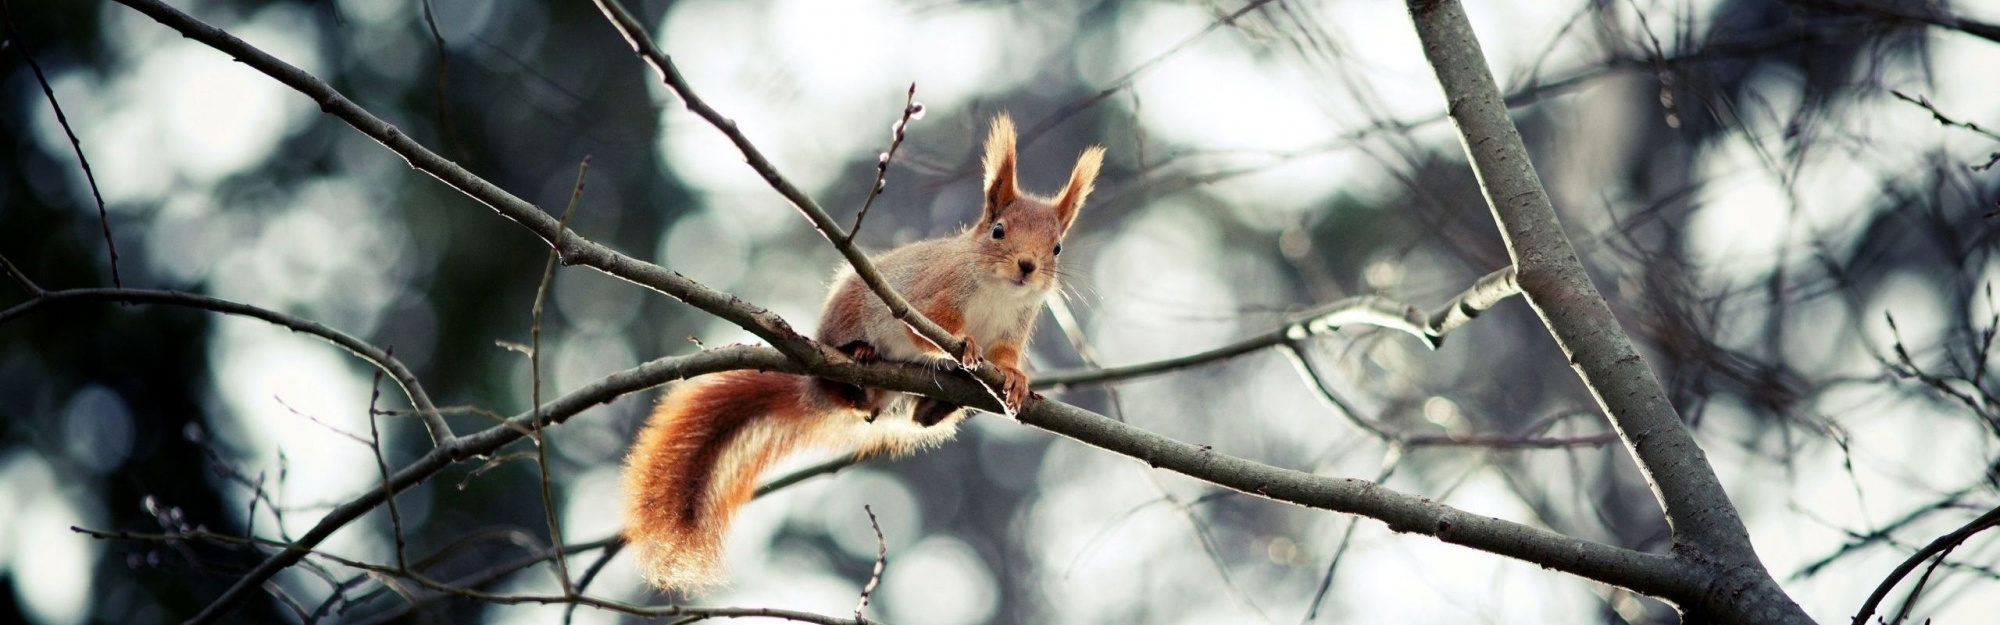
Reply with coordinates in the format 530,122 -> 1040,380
365,350 -> 409,571
419,0 -> 472,165
847,83 -> 921,241
1802,0 -> 2000,45
1,0 -> 119,287
854,505 -> 886,622
1038,266 -> 1519,388
562,539 -> 626,625
0,253 -> 42,296
77,525 -> 876,625
0,287 -> 450,442
586,0 -> 966,363
1281,342 -> 1397,441
273,396 -> 371,446
1014,0 -> 1280,148
1887,543 -> 1955,625
262,582 -> 312,622
1890,90 -> 2000,171
1852,504 -> 2000,625
754,456 -> 862,498
1794,486 -> 1982,581
180,344 -> 793,625
530,157 -> 590,596
1302,457 -> 1400,623
110,0 -> 834,372
1301,516 -> 1363,623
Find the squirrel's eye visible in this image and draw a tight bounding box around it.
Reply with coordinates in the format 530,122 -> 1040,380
990,222 -> 1006,239
1053,243 -> 1063,256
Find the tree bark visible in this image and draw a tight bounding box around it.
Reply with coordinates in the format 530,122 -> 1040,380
1404,0 -> 1814,622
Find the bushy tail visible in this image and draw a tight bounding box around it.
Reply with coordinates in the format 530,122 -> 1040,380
621,371 -> 832,591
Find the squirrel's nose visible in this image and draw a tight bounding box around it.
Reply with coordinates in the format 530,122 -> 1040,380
1017,258 -> 1037,275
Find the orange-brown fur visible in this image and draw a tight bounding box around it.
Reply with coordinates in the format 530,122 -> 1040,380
622,113 -> 1104,591
621,371 -> 846,590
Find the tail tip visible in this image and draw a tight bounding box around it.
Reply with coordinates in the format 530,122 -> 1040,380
627,529 -> 729,592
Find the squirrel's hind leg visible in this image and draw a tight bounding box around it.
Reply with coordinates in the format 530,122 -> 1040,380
911,398 -> 964,427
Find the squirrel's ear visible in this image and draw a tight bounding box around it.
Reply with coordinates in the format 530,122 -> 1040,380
1053,145 -> 1104,233
981,113 -> 1018,222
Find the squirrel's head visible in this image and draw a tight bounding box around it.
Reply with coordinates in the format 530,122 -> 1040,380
969,112 -> 1104,294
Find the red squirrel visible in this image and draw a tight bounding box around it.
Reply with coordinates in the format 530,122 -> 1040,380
621,113 -> 1104,591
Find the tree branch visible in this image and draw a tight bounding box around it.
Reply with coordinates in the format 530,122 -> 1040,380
75,527 -> 871,625
586,0 -> 966,360
1801,0 -> 2000,45
1405,1 -> 1808,621
0,287 -> 449,444
96,0 -> 1740,618
2,0 -> 120,287
1852,504 -> 2000,625
173,345 -> 791,625
1038,266 -> 1517,388
22,281 -> 1685,622
108,0 -> 833,369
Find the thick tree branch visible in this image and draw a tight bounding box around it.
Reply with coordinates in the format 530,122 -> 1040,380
1405,1 -> 1808,622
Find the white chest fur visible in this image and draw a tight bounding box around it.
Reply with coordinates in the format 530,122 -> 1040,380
960,282 -> 1048,348
869,282 -> 1049,362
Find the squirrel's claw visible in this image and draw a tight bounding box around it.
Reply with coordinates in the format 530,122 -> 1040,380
999,366 -> 1030,414
956,336 -> 985,369
838,340 -> 878,364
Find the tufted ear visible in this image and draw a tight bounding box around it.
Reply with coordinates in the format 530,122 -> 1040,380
1052,145 -> 1104,234
980,113 -> 1018,224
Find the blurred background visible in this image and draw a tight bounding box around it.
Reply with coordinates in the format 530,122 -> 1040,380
3,0 -> 1999,623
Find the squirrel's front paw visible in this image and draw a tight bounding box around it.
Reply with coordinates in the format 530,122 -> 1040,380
999,366 -> 1030,413
956,336 -> 985,369
837,340 -> 878,363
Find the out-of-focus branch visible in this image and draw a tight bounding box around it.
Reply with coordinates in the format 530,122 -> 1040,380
0,253 -> 42,296
1852,504 -> 2000,625
1283,336 -> 1620,449
0,287 -> 449,443
1890,90 -> 2000,171
73,527 -> 871,625
1802,0 -> 2000,45
87,311 -> 1697,623
2,0 -> 120,287
180,344 -> 794,625
1038,266 -> 1517,388
1406,0 -> 1808,622
109,0 -> 834,370
1015,0 -> 1279,148
366,460 -> 857,623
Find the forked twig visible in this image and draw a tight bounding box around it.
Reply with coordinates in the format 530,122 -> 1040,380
529,157 -> 592,596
